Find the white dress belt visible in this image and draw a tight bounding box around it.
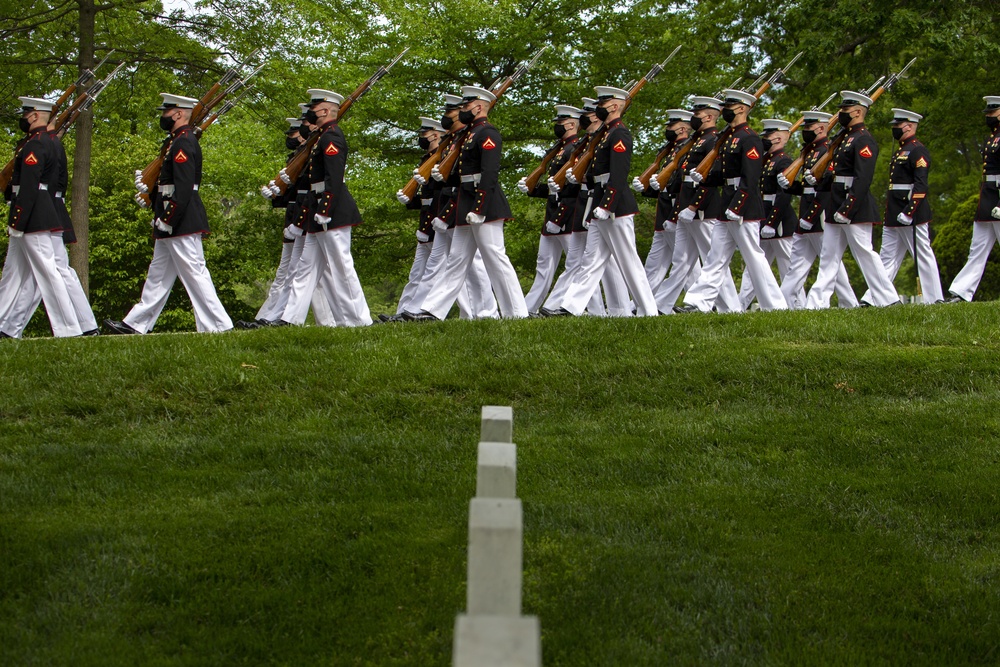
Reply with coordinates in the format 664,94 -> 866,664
460,174 -> 482,185
311,182 -> 325,193
38,183 -> 48,191
726,177 -> 741,187
890,184 -> 913,192
421,198 -> 433,206
592,174 -> 610,185
834,176 -> 854,187
763,194 -> 776,203
157,184 -> 199,195
55,191 -> 64,198
985,174 -> 1000,185
803,187 -> 816,195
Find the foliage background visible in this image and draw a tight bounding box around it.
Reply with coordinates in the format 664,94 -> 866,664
2,0 -> 1000,332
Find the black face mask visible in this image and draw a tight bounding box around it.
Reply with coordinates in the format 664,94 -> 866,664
304,109 -> 319,125
458,109 -> 475,125
802,130 -> 817,144
761,138 -> 773,152
298,125 -> 310,139
578,115 -> 592,131
664,128 -> 677,142
838,111 -> 853,127
594,105 -> 610,122
440,114 -> 454,130
418,136 -> 431,150
891,127 -> 905,141
721,108 -> 737,123
159,115 -> 175,133
987,115 -> 1000,130
554,123 -> 567,139
285,136 -> 300,150
689,116 -> 703,131
18,117 -> 30,133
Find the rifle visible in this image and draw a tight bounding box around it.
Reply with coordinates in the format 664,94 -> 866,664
524,141 -> 564,192
807,57 -> 916,181
53,61 -> 128,137
197,84 -> 255,135
136,51 -> 266,207
399,133 -> 454,204
550,132 -> 594,188
637,140 -> 675,190
693,51 -> 803,180
568,45 -> 682,184
651,75 -> 744,190
778,92 -> 838,183
432,46 -> 548,184
268,47 -> 409,198
49,49 -> 115,119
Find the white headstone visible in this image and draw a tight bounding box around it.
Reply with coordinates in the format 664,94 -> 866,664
481,406 -> 513,443
467,498 -> 522,615
477,442 -> 517,498
453,614 -> 541,667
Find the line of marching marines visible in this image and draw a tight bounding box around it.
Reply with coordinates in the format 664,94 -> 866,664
3,85 -> 1000,338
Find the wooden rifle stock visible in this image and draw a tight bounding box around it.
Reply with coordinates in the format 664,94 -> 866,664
400,134 -> 454,202
638,143 -> 672,189
655,140 -> 694,190
524,142 -> 562,192
807,84 -> 893,181
551,134 -> 592,187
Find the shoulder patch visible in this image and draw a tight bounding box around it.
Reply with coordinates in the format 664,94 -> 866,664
174,149 -> 188,164
613,140 -> 627,153
325,142 -> 339,156
23,152 -> 38,166
915,157 -> 928,168
859,146 -> 873,159
482,137 -> 496,150
747,147 -> 761,160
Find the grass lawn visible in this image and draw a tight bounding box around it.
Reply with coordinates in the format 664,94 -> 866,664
1,304 -> 999,665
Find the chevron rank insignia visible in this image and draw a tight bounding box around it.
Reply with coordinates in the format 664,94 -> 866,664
325,143 -> 339,155
482,137 -> 496,150
613,140 -> 627,153
747,147 -> 760,160
24,152 -> 38,166
915,157 -> 928,168
859,146 -> 873,159
174,149 -> 188,163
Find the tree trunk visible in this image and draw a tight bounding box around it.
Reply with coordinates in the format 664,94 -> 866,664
70,0 -> 95,295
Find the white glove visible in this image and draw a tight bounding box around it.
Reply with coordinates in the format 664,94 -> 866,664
278,168 -> 291,185
897,212 -> 914,225
7,226 -> 23,238
314,213 -> 332,225
759,224 -> 776,239
593,207 -> 611,220
466,212 -> 486,225
261,185 -> 274,199
834,211 -> 850,224
776,173 -> 790,189
284,224 -> 303,239
396,190 -> 410,204
663,220 -> 677,232
153,218 -> 172,234
992,206 -> 1000,220
135,193 -> 149,208
649,177 -> 662,191
581,219 -> 590,229
431,217 -> 448,232
547,178 -> 560,195
804,172 -> 818,186
544,221 -> 562,234
725,209 -> 742,223
517,177 -> 530,194
413,168 -> 426,186
134,169 -> 143,179
135,180 -> 148,194
416,229 -> 430,242
689,171 -> 704,184
677,206 -> 697,223
631,176 -> 644,192
566,171 -> 578,185
430,164 -> 444,182
798,217 -> 813,231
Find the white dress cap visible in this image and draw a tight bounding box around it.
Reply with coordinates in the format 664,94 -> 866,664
554,104 -> 582,119
419,116 -> 445,132
581,97 -> 598,112
666,109 -> 694,123
890,108 -> 923,124
460,86 -> 497,104
306,89 -> 345,106
722,89 -> 756,107
802,110 -> 833,124
156,93 -> 198,110
761,118 -> 793,132
690,96 -> 723,111
442,93 -> 464,109
839,90 -> 874,108
286,117 -> 302,128
594,86 -> 630,101
18,97 -> 55,113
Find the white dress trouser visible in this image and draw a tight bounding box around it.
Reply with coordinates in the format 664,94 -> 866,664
806,223 -> 899,309
780,232 -> 858,309
739,236 -> 794,310
396,241 -> 432,314
277,235 -> 338,326
406,228 -> 495,319
861,224 -> 944,304
421,222 -> 527,320
0,233 -> 83,337
256,242 -> 295,321
655,219 -> 740,314
561,215 -> 658,317
524,234 -> 570,313
124,235 -> 233,333
282,228 -> 372,327
543,231 -> 607,315
644,224 -> 677,291
685,221 -> 788,312
0,237 -> 40,337
948,221 -> 1000,301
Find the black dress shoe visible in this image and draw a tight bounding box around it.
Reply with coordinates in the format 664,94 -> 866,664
0,331 -> 12,339
673,304 -> 700,314
858,301 -> 873,308
81,328 -> 100,336
103,319 -> 139,335
269,319 -> 293,327
235,320 -> 262,330
945,294 -> 966,303
405,311 -> 439,322
543,308 -> 573,318
378,313 -> 392,323
528,312 -> 544,319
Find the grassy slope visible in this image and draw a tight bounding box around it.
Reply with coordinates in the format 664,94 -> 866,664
1,306 -> 999,666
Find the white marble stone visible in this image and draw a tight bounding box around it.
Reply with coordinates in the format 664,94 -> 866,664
453,614 -> 541,667
467,498 -> 522,616
481,405 -> 513,444
477,442 -> 517,498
